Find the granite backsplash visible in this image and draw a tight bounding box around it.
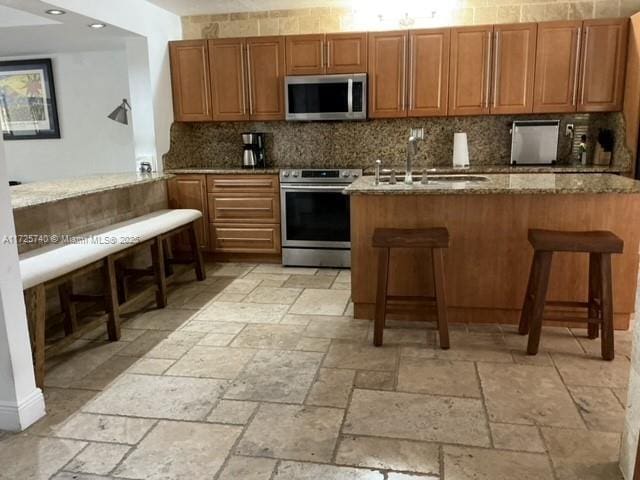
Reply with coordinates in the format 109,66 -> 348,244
163,112 -> 632,172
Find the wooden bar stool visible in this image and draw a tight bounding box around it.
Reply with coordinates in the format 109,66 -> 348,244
372,227 -> 450,349
518,229 -> 624,361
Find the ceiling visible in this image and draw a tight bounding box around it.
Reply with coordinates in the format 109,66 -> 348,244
0,0 -> 139,56
145,0 -> 350,16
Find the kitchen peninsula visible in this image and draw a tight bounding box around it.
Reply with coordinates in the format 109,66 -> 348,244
345,173 -> 640,329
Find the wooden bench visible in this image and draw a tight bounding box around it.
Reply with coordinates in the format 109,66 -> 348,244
20,209 -> 206,388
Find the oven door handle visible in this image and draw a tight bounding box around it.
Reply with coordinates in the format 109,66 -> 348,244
280,184 -> 347,192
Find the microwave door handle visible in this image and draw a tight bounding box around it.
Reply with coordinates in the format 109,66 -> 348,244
347,78 -> 353,114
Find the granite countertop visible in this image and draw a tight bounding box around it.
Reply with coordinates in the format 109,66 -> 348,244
11,172 -> 172,210
165,168 -> 281,175
362,164 -> 629,175
344,173 -> 640,195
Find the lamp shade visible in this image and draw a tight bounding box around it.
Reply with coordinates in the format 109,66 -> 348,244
108,99 -> 131,125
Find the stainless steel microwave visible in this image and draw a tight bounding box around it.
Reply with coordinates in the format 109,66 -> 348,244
285,73 -> 367,121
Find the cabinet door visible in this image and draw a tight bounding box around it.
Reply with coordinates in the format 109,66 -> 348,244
211,224 -> 281,253
579,18 -> 629,112
491,23 -> 537,114
326,32 -> 368,74
169,40 -> 212,122
533,21 -> 582,113
208,39 -> 249,121
286,34 -> 325,75
408,28 -> 450,117
449,26 -> 493,116
167,175 -> 209,250
368,31 -> 407,118
208,194 -> 280,224
246,36 -> 286,121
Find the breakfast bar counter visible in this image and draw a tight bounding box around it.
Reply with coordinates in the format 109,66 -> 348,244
345,173 -> 640,329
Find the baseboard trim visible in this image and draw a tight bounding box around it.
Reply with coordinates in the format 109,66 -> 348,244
0,388 -> 45,431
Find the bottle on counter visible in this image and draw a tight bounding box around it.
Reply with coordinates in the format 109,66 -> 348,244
579,134 -> 588,166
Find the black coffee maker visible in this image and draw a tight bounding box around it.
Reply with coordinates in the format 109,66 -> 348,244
241,132 -> 266,169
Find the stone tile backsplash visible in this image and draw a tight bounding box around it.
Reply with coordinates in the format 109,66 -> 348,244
163,113 -> 631,172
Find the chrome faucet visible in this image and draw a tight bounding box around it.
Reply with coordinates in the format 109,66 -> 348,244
405,128 -> 424,185
375,159 -> 381,186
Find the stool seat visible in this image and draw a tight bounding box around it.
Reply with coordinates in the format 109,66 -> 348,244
372,228 -> 450,249
528,229 -> 623,254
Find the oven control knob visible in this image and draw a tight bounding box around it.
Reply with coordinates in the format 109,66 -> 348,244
352,172 -> 359,178
342,171 -> 350,178
282,171 -> 290,177
292,171 -> 299,177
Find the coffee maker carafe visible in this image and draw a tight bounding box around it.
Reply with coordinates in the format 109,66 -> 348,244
242,132 -> 266,169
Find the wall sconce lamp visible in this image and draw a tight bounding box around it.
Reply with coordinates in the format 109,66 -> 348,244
107,99 -> 132,125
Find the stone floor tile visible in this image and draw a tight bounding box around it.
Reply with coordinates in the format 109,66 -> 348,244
467,323 -> 503,334
304,317 -> 369,340
196,332 -> 237,346
295,336 -> 331,352
26,388 -> 97,436
613,387 -> 628,407
336,270 -> 351,282
244,286 -> 303,305
387,474 -> 438,480
252,265 -> 318,275
367,327 -> 433,346
196,302 -> 289,323
552,353 -> 630,388
82,325 -> 145,343
165,285 -> 219,310
51,473 -> 112,480
504,328 -> 584,356
141,340 -> 191,360
511,349 -> 554,366
306,368 -> 355,408
401,332 -> 513,363
397,358 -> 481,398
0,435 -> 86,480
124,308 -> 195,330
323,341 -> 398,371
244,272 -> 291,287
236,404 -> 344,462
354,371 -> 395,391
116,330 -> 169,357
316,268 -> 341,277
69,355 -> 138,391
336,435 -> 439,475
53,413 -> 156,444
66,442 -> 130,475
127,357 -> 175,375
225,349 -> 323,403
210,263 -> 255,277
280,314 -> 313,325
114,420 -> 242,480
163,329 -> 209,345
165,346 -> 256,379
231,324 -> 305,349
343,389 -> 490,447
443,445 -> 554,479
284,274 -> 334,289
207,400 -> 259,425
344,302 -> 354,316
181,320 -> 246,334
332,281 -> 352,290
542,427 -> 623,480
274,461 -> 383,479
567,385 -> 625,432
290,289 -> 351,316
490,423 -> 546,453
214,292 -> 247,302
218,456 -> 277,480
83,373 -> 226,420
575,330 -> 633,357
478,363 -> 584,428
222,278 -> 261,294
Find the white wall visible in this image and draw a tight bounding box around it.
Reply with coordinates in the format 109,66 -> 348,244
3,49 -> 135,183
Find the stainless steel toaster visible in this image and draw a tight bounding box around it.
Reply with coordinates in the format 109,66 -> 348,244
510,120 -> 560,165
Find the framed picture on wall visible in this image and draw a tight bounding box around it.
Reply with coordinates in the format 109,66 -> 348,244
0,58 -> 60,140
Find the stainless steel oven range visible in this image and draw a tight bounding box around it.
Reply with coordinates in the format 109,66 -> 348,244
280,168 -> 362,268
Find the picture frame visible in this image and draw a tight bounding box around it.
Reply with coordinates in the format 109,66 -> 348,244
0,58 -> 61,140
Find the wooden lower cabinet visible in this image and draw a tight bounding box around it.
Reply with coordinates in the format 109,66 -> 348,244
210,223 -> 281,254
208,194 -> 280,224
167,175 -> 209,249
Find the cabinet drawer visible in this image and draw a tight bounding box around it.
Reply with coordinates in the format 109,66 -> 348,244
208,194 -> 280,223
207,174 -> 279,193
210,223 -> 281,253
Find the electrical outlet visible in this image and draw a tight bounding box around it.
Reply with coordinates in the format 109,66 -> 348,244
565,124 -> 575,137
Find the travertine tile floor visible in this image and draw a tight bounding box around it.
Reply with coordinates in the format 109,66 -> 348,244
0,262 -> 633,479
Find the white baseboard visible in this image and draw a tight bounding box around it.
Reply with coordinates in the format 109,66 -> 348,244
0,389 -> 45,431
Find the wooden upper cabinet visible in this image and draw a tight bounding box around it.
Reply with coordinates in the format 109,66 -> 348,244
408,28 -> 450,117
169,40 -> 212,121
579,18 -> 629,112
449,26 -> 493,116
286,34 -> 325,75
326,32 -> 368,74
208,39 -> 249,121
491,23 -> 537,114
368,31 -> 407,118
246,36 -> 286,120
533,21 -> 582,113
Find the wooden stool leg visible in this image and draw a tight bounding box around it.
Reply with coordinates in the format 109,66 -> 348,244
374,247 -> 390,347
519,251 -> 542,335
25,285 -> 46,388
58,281 -> 77,336
432,247 -> 450,350
599,253 -> 615,361
188,222 -> 206,281
103,256 -> 121,342
116,261 -> 128,304
527,251 -> 553,356
588,253 -> 601,340
163,239 -> 174,276
151,237 -> 167,308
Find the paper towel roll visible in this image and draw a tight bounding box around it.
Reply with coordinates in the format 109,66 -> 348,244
453,132 -> 469,168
